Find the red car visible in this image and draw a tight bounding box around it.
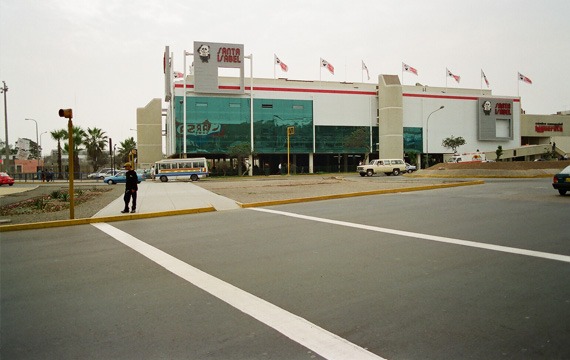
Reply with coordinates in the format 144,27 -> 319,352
0,172 -> 15,186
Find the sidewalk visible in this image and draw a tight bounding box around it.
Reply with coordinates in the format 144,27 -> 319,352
93,181 -> 241,218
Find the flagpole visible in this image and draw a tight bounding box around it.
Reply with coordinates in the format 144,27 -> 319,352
183,50 -> 187,157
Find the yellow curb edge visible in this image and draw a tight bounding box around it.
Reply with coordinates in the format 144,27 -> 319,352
238,180 -> 484,208
0,206 -> 216,232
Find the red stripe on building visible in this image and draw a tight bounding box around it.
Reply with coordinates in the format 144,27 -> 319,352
174,83 -> 376,96
403,93 -> 520,102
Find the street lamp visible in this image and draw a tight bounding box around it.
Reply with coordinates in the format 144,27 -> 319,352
25,118 -> 40,170
425,106 -> 445,168
40,131 -> 48,167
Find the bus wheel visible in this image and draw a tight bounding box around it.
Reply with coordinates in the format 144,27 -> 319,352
190,174 -> 198,181
160,175 -> 168,182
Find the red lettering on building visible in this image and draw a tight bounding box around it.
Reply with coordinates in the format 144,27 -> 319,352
494,103 -> 512,115
217,47 -> 241,63
535,123 -> 563,133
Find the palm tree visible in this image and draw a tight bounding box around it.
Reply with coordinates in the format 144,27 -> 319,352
63,126 -> 86,179
83,127 -> 108,172
50,129 -> 66,179
117,137 -> 137,164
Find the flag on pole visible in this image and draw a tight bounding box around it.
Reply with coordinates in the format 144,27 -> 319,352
446,68 -> 461,83
274,54 -> 288,72
320,58 -> 334,75
174,71 -> 184,78
481,69 -> 489,87
362,60 -> 370,80
402,62 -> 418,75
518,72 -> 532,84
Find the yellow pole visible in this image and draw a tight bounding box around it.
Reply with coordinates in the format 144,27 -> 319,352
287,131 -> 290,176
68,118 -> 74,219
286,126 -> 294,176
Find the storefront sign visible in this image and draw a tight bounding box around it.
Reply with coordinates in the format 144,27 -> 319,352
535,122 -> 563,133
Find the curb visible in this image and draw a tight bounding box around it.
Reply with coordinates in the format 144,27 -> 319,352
0,206 -> 216,232
238,180 -> 484,208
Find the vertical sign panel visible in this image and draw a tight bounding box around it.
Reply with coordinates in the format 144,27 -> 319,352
193,41 -> 245,94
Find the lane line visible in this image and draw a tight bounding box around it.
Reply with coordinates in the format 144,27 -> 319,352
250,208 -> 570,263
91,222 -> 385,360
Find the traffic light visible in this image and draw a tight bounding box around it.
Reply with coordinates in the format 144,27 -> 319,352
58,108 -> 73,119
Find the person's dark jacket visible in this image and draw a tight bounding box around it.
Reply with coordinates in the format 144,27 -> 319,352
125,170 -> 138,191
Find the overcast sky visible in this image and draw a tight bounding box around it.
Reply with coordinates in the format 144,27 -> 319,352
1,0 -> 569,154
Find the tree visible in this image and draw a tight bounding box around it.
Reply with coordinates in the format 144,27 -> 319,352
26,139 -> 40,160
51,129 -> 66,179
344,128 -> 372,163
495,145 -> 504,161
63,126 -> 86,179
228,142 -> 251,176
117,137 -> 137,164
441,135 -> 466,154
83,127 -> 108,171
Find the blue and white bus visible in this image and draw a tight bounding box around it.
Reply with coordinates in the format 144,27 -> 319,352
153,158 -> 209,182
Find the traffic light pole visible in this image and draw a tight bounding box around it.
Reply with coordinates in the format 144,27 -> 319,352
67,117 -> 74,219
59,108 -> 74,219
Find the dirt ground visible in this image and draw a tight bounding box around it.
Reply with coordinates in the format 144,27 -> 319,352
418,160 -> 570,178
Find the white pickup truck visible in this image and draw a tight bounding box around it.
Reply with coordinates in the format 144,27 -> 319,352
356,159 -> 406,176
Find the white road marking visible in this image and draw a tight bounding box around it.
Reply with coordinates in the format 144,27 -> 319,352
91,222 -> 385,360
250,208 -> 570,263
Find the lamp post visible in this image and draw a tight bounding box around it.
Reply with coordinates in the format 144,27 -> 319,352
25,118 -> 40,170
40,131 -> 48,168
425,106 -> 445,168
183,50 -> 193,158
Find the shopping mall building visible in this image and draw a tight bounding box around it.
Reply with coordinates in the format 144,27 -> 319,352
135,42 -> 570,174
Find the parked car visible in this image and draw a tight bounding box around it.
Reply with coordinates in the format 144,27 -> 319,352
136,169 -> 152,179
357,159 -> 406,176
88,168 -> 119,180
552,165 -> 570,196
0,172 -> 15,186
103,170 -> 144,185
405,163 -> 417,173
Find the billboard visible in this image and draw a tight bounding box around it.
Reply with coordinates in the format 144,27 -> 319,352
478,98 -> 514,140
193,41 -> 245,94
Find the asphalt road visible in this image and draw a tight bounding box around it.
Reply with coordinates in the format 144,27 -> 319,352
1,178 -> 569,359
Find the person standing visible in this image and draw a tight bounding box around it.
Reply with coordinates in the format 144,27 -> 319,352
121,162 -> 138,213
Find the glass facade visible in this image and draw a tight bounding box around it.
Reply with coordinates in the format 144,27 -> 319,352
174,96 -> 390,156
403,127 -> 423,153
315,126 -> 372,153
253,99 -> 313,154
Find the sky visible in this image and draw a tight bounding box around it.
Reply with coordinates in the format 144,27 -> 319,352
1,0 -> 569,155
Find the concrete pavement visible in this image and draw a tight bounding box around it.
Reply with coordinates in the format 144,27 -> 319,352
93,181 -> 241,217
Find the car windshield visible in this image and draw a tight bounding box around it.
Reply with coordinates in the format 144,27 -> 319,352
559,165 -> 570,174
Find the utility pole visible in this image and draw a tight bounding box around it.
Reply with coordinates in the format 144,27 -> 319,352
1,81 -> 9,172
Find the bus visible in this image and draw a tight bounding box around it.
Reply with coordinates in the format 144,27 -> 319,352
153,158 -> 209,182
